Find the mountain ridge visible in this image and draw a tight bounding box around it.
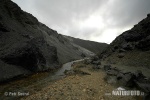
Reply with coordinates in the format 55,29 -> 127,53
64,35 -> 108,54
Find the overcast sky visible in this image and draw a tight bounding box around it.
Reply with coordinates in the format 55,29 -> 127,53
12,0 -> 150,44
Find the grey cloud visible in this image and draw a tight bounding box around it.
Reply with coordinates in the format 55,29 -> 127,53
103,0 -> 150,28
69,27 -> 98,39
33,0 -> 107,27
12,0 -> 150,43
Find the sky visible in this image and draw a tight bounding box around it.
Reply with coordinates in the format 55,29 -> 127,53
12,0 -> 150,44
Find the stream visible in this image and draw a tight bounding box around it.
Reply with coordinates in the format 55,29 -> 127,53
0,59 -> 84,100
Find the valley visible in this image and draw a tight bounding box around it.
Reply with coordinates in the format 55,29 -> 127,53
0,0 -> 150,100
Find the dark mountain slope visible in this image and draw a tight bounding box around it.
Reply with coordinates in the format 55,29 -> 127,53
0,0 -> 95,82
64,36 -> 108,54
99,14 -> 150,68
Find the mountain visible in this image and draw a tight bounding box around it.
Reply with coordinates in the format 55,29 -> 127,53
64,36 -> 108,54
99,14 -> 150,68
0,0 -> 107,82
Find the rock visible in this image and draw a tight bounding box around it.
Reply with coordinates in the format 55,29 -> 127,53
122,43 -> 133,50
73,69 -> 91,75
92,60 -> 101,65
106,69 -> 119,76
97,65 -> 102,69
0,40 -> 59,72
121,73 -> 136,87
92,65 -> 101,69
135,70 -> 146,82
119,49 -> 126,53
117,53 -> 125,58
147,13 -> 150,17
114,46 -> 119,50
111,71 -> 137,87
104,75 -> 117,84
91,56 -> 99,61
104,66 -> 144,88
136,35 -> 150,50
22,34 -> 34,39
64,70 -> 74,75
0,22 -> 10,32
84,59 -> 92,64
0,60 -> 30,82
123,31 -> 142,42
104,65 -> 111,71
81,53 -> 86,57
83,89 -> 86,92
134,80 -> 150,93
117,72 -> 124,80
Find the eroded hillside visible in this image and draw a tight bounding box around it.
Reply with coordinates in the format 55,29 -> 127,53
99,14 -> 150,68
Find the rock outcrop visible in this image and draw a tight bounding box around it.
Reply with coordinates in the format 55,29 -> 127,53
99,14 -> 150,68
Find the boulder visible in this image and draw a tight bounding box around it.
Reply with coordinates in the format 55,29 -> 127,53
104,65 -> 111,71
0,41 -> 59,72
0,60 -> 31,82
92,60 -> 101,65
112,71 -> 136,87
91,56 -> 99,61
1,45 -> 45,72
81,53 -> 86,57
135,70 -> 146,82
117,72 -> 124,80
114,46 -> 119,50
106,69 -> 119,76
117,53 -> 125,58
104,75 -> 117,84
121,73 -> 136,87
122,43 -> 133,50
92,65 -> 101,69
147,13 -> 150,17
0,22 -> 10,32
136,35 -> 150,50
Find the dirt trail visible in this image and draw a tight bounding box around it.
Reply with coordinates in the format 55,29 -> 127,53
22,64 -> 135,100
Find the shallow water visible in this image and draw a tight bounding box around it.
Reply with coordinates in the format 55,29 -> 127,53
54,59 -> 84,76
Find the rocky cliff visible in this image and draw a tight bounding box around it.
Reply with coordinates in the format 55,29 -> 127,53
99,14 -> 150,68
0,0 -> 106,82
